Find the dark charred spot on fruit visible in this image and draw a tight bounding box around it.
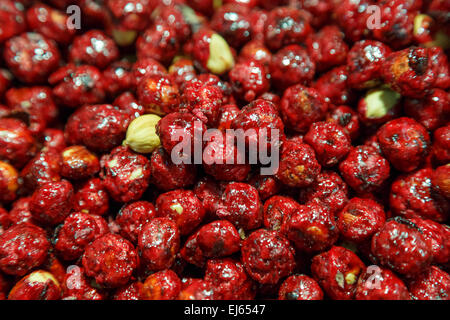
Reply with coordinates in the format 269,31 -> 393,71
385,24 -> 408,42
339,113 -> 352,126
408,52 -> 428,76
392,216 -> 423,233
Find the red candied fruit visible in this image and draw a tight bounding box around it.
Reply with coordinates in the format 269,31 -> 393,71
336,198 -> 386,243
142,269 -> 181,300
217,104 -> 240,131
355,266 -> 410,300
432,165 -> 450,200
106,0 -> 153,35
409,218 -> 449,265
314,66 -> 355,106
193,177 -> 223,217
132,58 -> 167,85
372,0 -> 415,49
41,128 -> 66,153
103,61 -> 134,98
180,230 -> 208,268
231,99 -> 284,150
249,174 -> 282,201
113,92 -> 145,120
115,201 -> 156,244
339,145 -> 390,194
8,197 -> 34,226
65,104 -> 130,153
156,190 -> 205,236
299,171 -> 349,214
347,40 -> 392,90
335,0 -> 371,42
150,147 -> 197,192
137,74 -> 180,116
326,105 -> 360,141
0,0 -> 26,43
432,125 -> 450,164
371,217 -> 433,276
203,131 -> 251,182
270,45 -> 315,90
138,217 -> 180,271
178,278 -> 216,300
304,121 -> 351,167
280,84 -> 328,133
54,212 -> 108,261
69,30 -> 119,69
180,78 -> 224,125
377,117 -> 430,172
306,25 -> 348,72
136,22 -> 180,66
204,258 -> 255,300
217,182 -> 263,231
0,224 -> 50,276
100,146 -> 151,203
82,233 -> 138,288
72,178 -> 109,216
238,40 -> 272,67
281,201 -> 339,253
0,118 -> 36,169
62,267 -> 105,300
241,229 -> 296,284
210,4 -> 252,48
26,3 -> 76,44
5,86 -> 58,135
49,64 -> 106,108
278,275 -> 323,300
113,282 -> 143,300
390,168 -> 449,223
157,111 -> 206,155
404,89 -> 450,132
197,220 -> 241,258
60,146 -> 100,180
276,141 -> 321,188
29,180 -> 74,226
168,57 -> 197,88
311,246 -> 366,300
264,7 -> 312,51
0,161 -> 19,203
3,32 -> 60,84
382,47 -> 437,98
408,266 -> 450,300
0,207 -> 10,235
229,60 -> 270,103
8,270 -> 61,300
263,195 -> 301,231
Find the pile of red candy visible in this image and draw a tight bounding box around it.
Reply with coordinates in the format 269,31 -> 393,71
0,0 -> 449,300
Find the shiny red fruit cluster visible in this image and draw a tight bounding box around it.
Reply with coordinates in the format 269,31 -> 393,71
0,0 -> 448,301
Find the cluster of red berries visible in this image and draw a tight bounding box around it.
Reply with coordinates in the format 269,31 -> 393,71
0,0 -> 448,300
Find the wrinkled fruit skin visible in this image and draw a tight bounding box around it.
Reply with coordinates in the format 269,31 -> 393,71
0,224 -> 50,276
377,117 -> 430,172
278,275 -> 324,300
371,218 -> 433,276
100,146 -> 151,203
138,217 -> 180,272
1,0 -> 450,302
311,246 -> 366,300
65,104 -> 130,153
408,266 -> 450,300
82,234 -> 138,288
241,229 -> 296,284
355,266 -> 410,300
